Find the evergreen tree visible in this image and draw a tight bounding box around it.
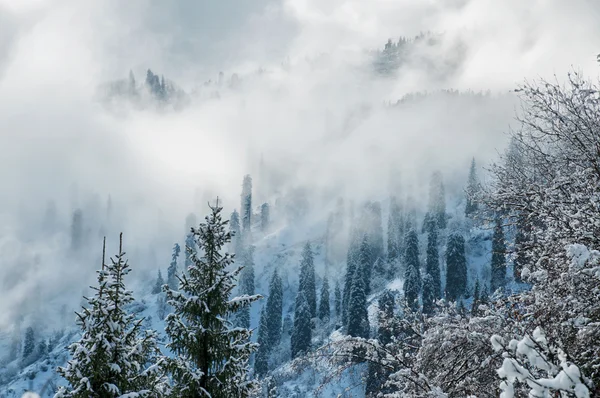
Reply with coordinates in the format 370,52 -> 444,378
318,276 -> 330,321
428,172 -> 447,229
465,158 -> 480,216
241,175 -> 253,234
513,212 -> 528,283
56,235 -> 164,398
425,226 -> 442,299
184,232 -> 195,270
152,269 -> 164,294
471,278 -> 481,316
163,202 -> 261,398
359,234 -> 374,295
254,306 -> 270,378
291,292 -> 312,358
490,217 -> 507,293
260,203 -> 270,233
403,229 -> 421,311
298,242 -> 317,318
230,209 -> 242,255
422,274 -> 436,315
445,233 -> 467,301
334,281 -> 342,319
167,243 -> 181,290
235,246 -> 256,329
366,290 -> 395,397
22,327 -> 35,359
71,209 -> 83,252
347,259 -> 369,338
342,229 -> 359,326
387,197 -> 401,263
265,269 -> 283,348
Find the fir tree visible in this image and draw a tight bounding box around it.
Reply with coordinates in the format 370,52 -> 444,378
265,269 -> 283,348
342,229 -> 359,326
241,175 -> 253,234
56,235 -> 164,398
471,278 -> 481,316
465,158 -> 480,216
403,229 -> 421,311
291,292 -> 312,358
230,209 -> 242,255
334,281 -> 342,319
254,306 -> 270,378
318,276 -> 330,321
167,243 -> 180,290
22,327 -> 35,359
235,246 -> 256,330
428,172 -> 447,229
298,242 -> 317,318
422,274 -> 436,315
163,201 -> 261,398
490,217 -> 507,293
359,234 -> 374,295
152,269 -> 164,294
425,226 -> 441,299
184,232 -> 195,270
366,290 -> 395,397
445,233 -> 467,301
260,203 -> 270,233
347,259 -> 369,338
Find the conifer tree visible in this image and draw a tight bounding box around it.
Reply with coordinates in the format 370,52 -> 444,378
359,234 -> 374,295
334,281 -> 342,319
230,209 -> 242,255
318,276 -> 330,321
513,212 -> 527,283
167,243 -> 180,290
366,290 -> 395,397
347,259 -> 369,338
163,202 -> 261,398
387,197 -> 401,263
368,202 -> 385,266
428,172 -> 447,229
260,203 -> 270,233
490,217 -> 507,293
298,242 -> 317,318
56,235 -> 165,398
471,278 -> 481,316
422,274 -> 436,315
235,246 -> 256,329
403,229 -> 421,311
152,269 -> 164,294
265,269 -> 283,348
291,292 -> 312,358
184,232 -> 195,270
254,306 -> 270,378
342,229 -> 359,326
22,327 -> 35,359
241,175 -> 253,234
445,233 -> 467,301
425,226 -> 441,299
465,158 -> 480,216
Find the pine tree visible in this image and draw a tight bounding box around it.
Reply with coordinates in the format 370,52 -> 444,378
291,292 -> 312,358
265,270 -> 283,348
184,232 -> 195,270
298,242 -> 317,319
471,278 -> 481,316
334,281 -> 342,319
465,158 -> 480,216
56,235 -> 165,398
22,327 -> 35,359
260,203 -> 270,233
230,209 -> 242,255
347,259 -> 369,338
163,202 -> 261,398
254,306 -> 270,378
342,229 -> 359,326
167,243 -> 180,290
152,269 -> 165,294
403,229 -> 421,311
358,234 -> 374,295
422,274 -> 436,315
428,172 -> 447,229
318,276 -> 330,321
425,226 -> 441,299
366,290 -> 395,397
235,246 -> 256,329
241,175 -> 253,234
490,217 -> 507,293
445,233 -> 467,301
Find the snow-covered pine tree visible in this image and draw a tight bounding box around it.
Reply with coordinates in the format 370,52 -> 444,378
471,278 -> 481,316
22,327 -> 35,359
318,276 -> 330,321
428,171 -> 447,229
490,217 -> 506,293
342,228 -> 359,326
298,242 -> 317,319
465,157 -> 480,216
260,203 -> 270,233
347,257 -> 369,338
334,281 -> 341,319
358,234 -> 373,295
241,175 -> 253,235
403,229 -> 421,311
184,232 -> 195,270
445,233 -> 467,301
167,243 -> 180,290
291,292 -> 312,358
425,226 -> 441,299
230,209 -> 242,255
422,273 -> 436,315
365,290 -> 396,397
163,201 -> 261,398
235,246 -> 256,329
152,269 -> 164,294
254,306 -> 270,378
56,235 -> 165,398
265,269 -> 283,348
